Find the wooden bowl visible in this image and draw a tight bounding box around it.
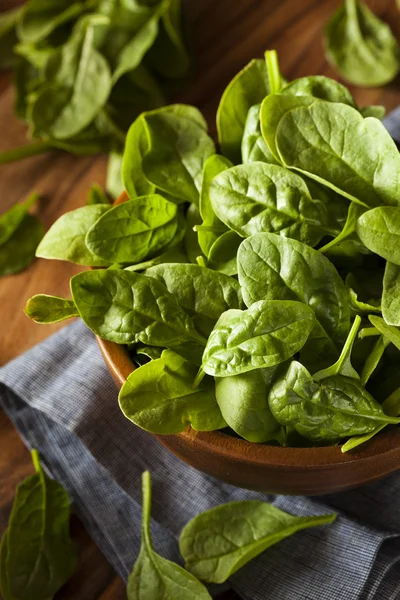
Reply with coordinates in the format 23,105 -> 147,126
96,193 -> 400,495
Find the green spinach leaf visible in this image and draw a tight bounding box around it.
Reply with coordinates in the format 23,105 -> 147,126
382,262 -> 400,326
0,192 -> 39,246
368,315 -> 400,351
0,214 -> 44,276
356,207 -> 400,265
179,500 -> 336,584
207,230 -> 242,276
127,471 -> 211,600
241,104 -> 280,165
24,294 -> 78,323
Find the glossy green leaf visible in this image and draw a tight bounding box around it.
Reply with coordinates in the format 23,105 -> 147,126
0,193 -> 39,246
70,269 -> 206,346
179,500 -> 336,584
269,361 -> 400,442
281,75 -> 356,106
146,263 -> 244,337
0,450 -> 76,600
197,154 -> 232,257
122,114 -> 155,200
127,472 -> 211,600
209,162 -> 336,246
360,335 -> 390,387
0,214 -> 44,276
36,204 -> 111,266
106,151 -> 124,199
217,58 -> 270,163
237,233 -> 350,359
24,294 -> 78,324
119,350 -> 226,434
207,230 -> 242,276
201,299 -> 315,377
215,368 -> 283,443
142,105 -> 215,204
324,0 -> 400,87
86,195 -> 182,264
262,95 -> 400,207
382,262 -> 400,326
356,207 -> 400,265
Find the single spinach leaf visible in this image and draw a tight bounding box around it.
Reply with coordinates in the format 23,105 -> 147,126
209,162 -> 337,246
0,214 -> 44,276
217,58 -> 270,164
262,95 -> 400,207
356,207 -> 400,265
281,75 -> 356,106
142,105 -> 215,204
207,230 -> 242,276
269,361 -> 400,442
70,269 -> 206,346
24,294 -> 78,324
127,471 -> 211,600
201,300 -> 315,377
29,18 -> 112,140
197,154 -> 232,257
86,195 -> 182,264
119,349 -> 226,434
324,0 -> 400,87
368,315 -> 400,351
122,114 -> 155,200
36,204 -> 111,266
0,192 -> 39,246
215,368 -> 283,443
313,316 -> 361,382
179,500 -> 336,584
237,233 -> 350,360
360,335 -> 390,387
146,263 -> 244,338
382,262 -> 400,326
241,104 -> 280,165
0,450 -> 76,600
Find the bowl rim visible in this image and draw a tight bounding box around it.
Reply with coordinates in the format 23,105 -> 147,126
97,192 -> 400,470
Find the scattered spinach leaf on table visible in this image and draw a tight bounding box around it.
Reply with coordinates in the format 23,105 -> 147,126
24,294 -> 78,324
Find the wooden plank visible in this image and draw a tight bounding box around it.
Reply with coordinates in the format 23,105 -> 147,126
0,1 -> 398,597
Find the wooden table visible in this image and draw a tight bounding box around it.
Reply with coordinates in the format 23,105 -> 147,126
0,0 -> 399,597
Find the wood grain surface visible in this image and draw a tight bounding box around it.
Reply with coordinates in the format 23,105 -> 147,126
0,0 -> 399,597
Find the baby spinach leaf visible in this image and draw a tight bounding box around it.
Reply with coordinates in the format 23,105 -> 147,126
237,233 -> 350,360
0,192 -> 39,246
145,263 -> 244,338
382,262 -> 400,326
262,96 -> 400,207
269,361 -> 400,442
85,195 -> 182,264
24,294 -> 78,324
36,204 -> 111,266
201,300 -> 315,377
30,17 -> 112,140
209,162 -> 336,246
215,368 -> 283,443
0,450 -> 76,600
217,58 -> 270,164
122,114 -> 155,200
179,500 -> 336,584
0,214 -> 44,276
70,269 -> 206,346
197,154 -> 232,257
0,6 -> 23,70
356,207 -> 400,265
313,316 -> 361,382
281,75 -> 356,106
119,349 -> 226,434
142,105 -> 215,204
127,471 -> 211,600
324,0 -> 400,87
241,104 -> 280,165
207,230 -> 242,276
368,315 -> 400,351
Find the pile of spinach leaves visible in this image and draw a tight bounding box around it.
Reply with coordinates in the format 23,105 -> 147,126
0,0 -> 190,187
25,50 -> 400,452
